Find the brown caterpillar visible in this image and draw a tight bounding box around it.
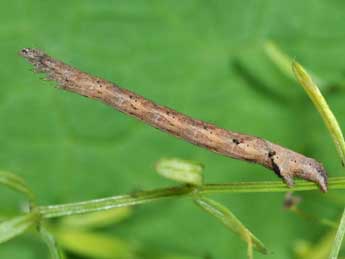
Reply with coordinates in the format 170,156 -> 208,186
20,48 -> 328,192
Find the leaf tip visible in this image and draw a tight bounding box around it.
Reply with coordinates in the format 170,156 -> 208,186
292,60 -> 306,80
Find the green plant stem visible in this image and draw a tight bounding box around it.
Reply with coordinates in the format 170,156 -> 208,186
39,177 -> 345,218
39,186 -> 191,218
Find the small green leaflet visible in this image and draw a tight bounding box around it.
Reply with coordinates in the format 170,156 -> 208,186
156,158 -> 204,186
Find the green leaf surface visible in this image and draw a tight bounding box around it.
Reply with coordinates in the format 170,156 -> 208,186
1,0 -> 345,258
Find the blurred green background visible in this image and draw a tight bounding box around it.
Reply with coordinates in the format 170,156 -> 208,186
1,0 -> 345,258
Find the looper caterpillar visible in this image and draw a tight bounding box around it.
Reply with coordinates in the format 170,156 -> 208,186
20,48 -> 328,192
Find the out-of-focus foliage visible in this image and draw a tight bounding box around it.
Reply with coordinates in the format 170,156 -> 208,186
1,0 -> 345,258
156,158 -> 204,186
59,207 -> 132,229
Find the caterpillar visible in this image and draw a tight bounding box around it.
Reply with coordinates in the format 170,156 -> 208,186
20,48 -> 328,192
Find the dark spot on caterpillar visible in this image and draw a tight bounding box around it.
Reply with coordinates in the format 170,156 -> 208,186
204,125 -> 208,130
21,48 -> 29,54
268,150 -> 281,177
233,139 -> 240,145
129,95 -> 133,99
166,111 -> 170,115
130,104 -> 138,110
268,151 -> 276,157
96,80 -> 101,84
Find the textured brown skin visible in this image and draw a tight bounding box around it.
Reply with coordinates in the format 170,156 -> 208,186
19,48 -> 328,192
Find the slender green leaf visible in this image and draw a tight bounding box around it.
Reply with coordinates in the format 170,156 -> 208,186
292,62 -> 345,166
0,171 -> 35,202
54,228 -> 136,259
329,209 -> 345,259
39,226 -> 65,259
59,207 -> 132,229
0,211 -> 39,244
193,196 -> 268,255
156,158 -> 204,186
292,61 -> 345,259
